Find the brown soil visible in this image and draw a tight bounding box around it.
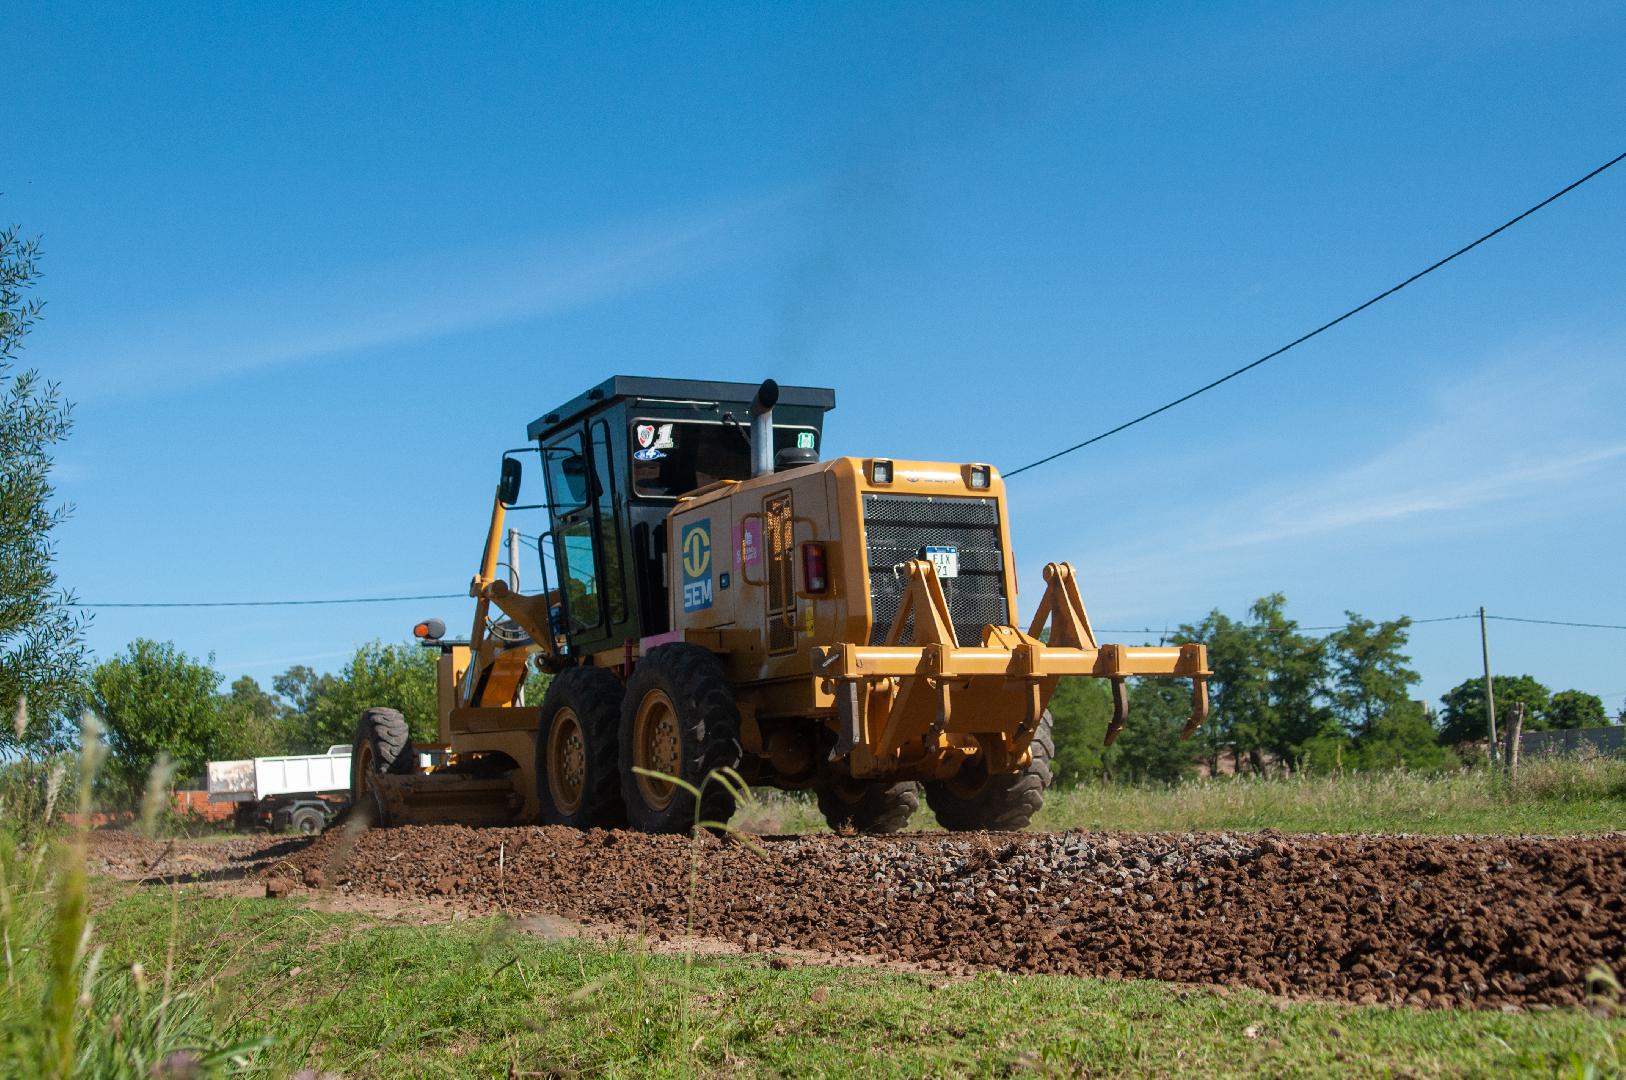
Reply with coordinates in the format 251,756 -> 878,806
92,826 -> 1626,1010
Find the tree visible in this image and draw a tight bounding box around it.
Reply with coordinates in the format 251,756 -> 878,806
1346,699 -> 1452,772
1,227 -> 86,754
90,639 -> 224,792
272,664 -> 340,752
296,641 -> 438,749
1437,674 -> 1550,745
1110,678 -> 1201,784
1048,677 -> 1111,786
1544,689 -> 1609,730
1180,608 -> 1267,772
1182,595 -> 1332,772
1326,613 -> 1419,738
216,674 -> 296,759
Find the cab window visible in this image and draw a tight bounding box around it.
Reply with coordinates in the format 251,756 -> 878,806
630,420 -> 816,498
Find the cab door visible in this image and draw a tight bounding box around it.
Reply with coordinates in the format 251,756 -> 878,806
541,426 -> 604,647
541,421 -> 630,655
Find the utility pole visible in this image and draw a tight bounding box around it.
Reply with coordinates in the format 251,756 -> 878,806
1480,606 -> 1498,766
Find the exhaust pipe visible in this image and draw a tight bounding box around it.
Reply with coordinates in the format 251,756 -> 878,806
750,378 -> 779,478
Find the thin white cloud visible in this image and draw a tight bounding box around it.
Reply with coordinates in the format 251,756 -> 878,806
1216,348 -> 1626,549
62,187 -> 802,397
1031,339 -> 1626,621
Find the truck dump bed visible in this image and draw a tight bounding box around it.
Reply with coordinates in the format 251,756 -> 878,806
206,747 -> 352,802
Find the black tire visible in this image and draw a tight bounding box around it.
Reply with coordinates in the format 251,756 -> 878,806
536,666 -> 627,828
289,806 -> 326,835
619,644 -> 742,833
923,711 -> 1054,831
351,707 -> 417,826
815,776 -> 919,834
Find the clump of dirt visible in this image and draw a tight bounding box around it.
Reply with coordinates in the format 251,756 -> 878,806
268,825 -> 1625,1010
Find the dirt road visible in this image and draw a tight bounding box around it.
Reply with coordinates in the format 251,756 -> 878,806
93,826 -> 1624,1010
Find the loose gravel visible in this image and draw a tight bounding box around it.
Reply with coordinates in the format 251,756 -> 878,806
260,825 -> 1626,1010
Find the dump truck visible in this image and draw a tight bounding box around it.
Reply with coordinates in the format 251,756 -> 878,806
350,376 -> 1210,834
208,746 -> 354,833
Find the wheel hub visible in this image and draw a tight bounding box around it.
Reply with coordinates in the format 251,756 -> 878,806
547,708 -> 587,814
634,690 -> 682,812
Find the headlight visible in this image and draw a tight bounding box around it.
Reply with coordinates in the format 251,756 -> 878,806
871,459 -> 894,485
967,464 -> 991,490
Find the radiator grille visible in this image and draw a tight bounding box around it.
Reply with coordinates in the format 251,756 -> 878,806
862,494 -> 1009,646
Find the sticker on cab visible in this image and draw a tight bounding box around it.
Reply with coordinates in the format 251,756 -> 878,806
681,520 -> 713,612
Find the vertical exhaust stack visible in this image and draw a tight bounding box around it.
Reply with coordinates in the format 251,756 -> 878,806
750,378 -> 779,478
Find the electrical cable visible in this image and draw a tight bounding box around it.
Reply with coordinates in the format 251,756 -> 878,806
1004,147 -> 1626,478
78,593 -> 465,609
1485,614 -> 1626,631
1095,613 -> 1478,636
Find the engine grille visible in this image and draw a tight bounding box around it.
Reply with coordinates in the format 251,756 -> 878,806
862,494 -> 1009,646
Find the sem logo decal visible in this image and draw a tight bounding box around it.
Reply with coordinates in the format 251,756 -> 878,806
681,520 -> 713,612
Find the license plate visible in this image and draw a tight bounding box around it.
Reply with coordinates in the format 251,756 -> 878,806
923,546 -> 959,578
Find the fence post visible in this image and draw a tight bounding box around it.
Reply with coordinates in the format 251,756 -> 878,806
1503,702 -> 1526,779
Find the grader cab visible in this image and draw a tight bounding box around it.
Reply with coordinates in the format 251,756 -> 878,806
350,376 -> 1210,833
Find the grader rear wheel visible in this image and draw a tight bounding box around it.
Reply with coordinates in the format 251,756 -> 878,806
923,711 -> 1055,831
619,644 -> 742,833
815,775 -> 919,834
536,666 -> 626,828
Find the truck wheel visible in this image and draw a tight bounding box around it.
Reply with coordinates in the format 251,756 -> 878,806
351,707 -> 416,826
816,776 -> 919,834
923,711 -> 1054,831
289,806 -> 326,835
619,644 -> 742,834
536,666 -> 626,829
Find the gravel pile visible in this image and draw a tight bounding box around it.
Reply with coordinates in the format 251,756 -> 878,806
272,825 -> 1625,1009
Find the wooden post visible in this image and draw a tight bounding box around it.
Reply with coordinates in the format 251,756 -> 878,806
1480,607 -> 1499,766
1504,701 -> 1526,779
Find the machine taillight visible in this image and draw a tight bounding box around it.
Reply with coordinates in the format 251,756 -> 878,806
801,542 -> 829,594
413,618 -> 446,642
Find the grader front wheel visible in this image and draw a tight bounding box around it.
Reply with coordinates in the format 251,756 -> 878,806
923,711 -> 1055,831
536,667 -> 625,828
618,644 -> 742,833
350,707 -> 416,826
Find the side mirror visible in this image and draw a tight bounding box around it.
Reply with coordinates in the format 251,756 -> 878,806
498,457 -> 523,506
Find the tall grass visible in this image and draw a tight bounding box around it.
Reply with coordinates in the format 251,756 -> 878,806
1,710 -> 264,1077
1036,751 -> 1626,835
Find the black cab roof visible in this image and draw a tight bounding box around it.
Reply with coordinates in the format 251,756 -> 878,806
527,376 -> 836,441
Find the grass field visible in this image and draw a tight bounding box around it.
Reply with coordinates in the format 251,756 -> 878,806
732,754 -> 1626,837
5,755 -> 1624,1076
2,882 -> 1619,1078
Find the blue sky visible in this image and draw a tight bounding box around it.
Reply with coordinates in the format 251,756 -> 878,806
8,2 -> 1625,714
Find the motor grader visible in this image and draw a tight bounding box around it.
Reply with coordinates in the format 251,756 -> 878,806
349,376 -> 1210,834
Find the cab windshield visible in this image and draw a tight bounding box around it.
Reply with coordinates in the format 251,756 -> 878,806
630,420 -> 815,498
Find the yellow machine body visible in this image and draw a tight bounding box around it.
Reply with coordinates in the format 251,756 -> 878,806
359,377 -> 1208,830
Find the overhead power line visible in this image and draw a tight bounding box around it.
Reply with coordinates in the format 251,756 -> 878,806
1485,614 -> 1626,631
1005,146 -> 1626,479
1096,614 -> 1478,636
77,594 -> 1625,635
78,593 -> 464,609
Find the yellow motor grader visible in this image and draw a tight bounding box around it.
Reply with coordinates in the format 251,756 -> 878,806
350,377 -> 1210,833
